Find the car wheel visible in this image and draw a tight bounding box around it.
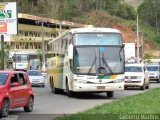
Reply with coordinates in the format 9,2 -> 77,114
157,79 -> 160,83
24,96 -> 34,112
66,80 -> 73,97
106,91 -> 114,98
141,81 -> 145,90
146,82 -> 150,89
0,99 -> 9,117
124,86 -> 128,90
41,84 -> 45,88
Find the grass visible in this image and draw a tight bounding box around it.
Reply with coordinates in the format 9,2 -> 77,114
55,88 -> 160,120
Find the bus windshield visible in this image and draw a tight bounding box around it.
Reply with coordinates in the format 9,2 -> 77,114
73,46 -> 124,75
74,33 -> 122,45
13,54 -> 29,62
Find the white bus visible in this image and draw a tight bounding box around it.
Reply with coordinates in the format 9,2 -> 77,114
48,28 -> 125,97
9,51 -> 41,71
11,52 -> 29,71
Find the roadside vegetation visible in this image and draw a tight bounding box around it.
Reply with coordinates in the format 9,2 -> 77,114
56,88 -> 160,120
138,0 -> 160,44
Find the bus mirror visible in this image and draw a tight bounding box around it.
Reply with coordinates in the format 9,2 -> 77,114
122,44 -> 125,48
68,44 -> 73,59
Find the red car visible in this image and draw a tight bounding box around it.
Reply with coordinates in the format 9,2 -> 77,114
0,70 -> 34,117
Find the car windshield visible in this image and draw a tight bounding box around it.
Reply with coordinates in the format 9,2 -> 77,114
125,66 -> 142,72
73,46 -> 124,75
146,66 -> 158,71
0,73 -> 9,86
27,71 -> 42,76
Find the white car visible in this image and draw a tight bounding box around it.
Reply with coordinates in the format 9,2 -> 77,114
146,65 -> 160,83
27,70 -> 45,87
125,64 -> 149,90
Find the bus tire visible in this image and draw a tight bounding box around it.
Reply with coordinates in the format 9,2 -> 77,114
66,80 -> 73,97
106,91 -> 114,98
51,80 -> 58,94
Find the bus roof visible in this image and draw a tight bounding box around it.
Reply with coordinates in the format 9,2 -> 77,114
70,28 -> 121,34
48,28 -> 121,44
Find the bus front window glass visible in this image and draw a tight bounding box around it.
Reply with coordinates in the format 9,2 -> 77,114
74,33 -> 122,45
74,47 -> 124,75
21,55 -> 28,62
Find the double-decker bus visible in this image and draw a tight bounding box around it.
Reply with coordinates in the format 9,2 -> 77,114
48,28 -> 125,97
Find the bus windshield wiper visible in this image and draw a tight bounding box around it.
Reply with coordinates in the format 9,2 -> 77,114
101,57 -> 113,74
88,50 -> 97,74
87,56 -> 97,74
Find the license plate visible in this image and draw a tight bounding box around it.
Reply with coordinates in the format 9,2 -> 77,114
97,86 -> 105,89
32,81 -> 39,83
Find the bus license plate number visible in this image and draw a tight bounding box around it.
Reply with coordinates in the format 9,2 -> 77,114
97,86 -> 105,89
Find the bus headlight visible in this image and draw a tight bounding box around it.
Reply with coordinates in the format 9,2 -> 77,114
113,79 -> 124,83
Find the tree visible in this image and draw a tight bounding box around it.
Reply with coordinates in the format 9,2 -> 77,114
138,0 -> 160,33
0,44 -> 13,69
143,53 -> 152,64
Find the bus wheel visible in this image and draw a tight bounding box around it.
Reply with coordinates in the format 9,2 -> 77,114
51,81 -> 58,94
106,91 -> 114,98
66,80 -> 73,97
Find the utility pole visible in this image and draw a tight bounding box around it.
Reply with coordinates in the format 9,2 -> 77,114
136,14 -> 140,63
1,35 -> 4,70
41,22 -> 45,72
141,31 -> 144,61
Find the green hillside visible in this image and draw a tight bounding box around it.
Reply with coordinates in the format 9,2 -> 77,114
1,0 -> 160,47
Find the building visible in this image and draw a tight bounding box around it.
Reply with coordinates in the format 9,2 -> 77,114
3,13 -> 89,70
6,13 -> 86,55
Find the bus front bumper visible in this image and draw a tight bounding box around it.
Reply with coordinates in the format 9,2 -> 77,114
72,82 -> 124,92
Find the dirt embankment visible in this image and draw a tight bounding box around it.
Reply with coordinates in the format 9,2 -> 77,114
112,25 -> 135,43
113,24 -> 160,57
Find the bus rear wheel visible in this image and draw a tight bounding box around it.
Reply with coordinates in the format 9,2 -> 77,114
106,91 -> 114,98
50,80 -> 59,94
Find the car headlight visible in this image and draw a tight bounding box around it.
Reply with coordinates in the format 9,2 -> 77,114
155,76 -> 158,78
114,79 -> 124,83
136,76 -> 142,79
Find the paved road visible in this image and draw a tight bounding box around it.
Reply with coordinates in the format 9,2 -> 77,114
10,82 -> 160,116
